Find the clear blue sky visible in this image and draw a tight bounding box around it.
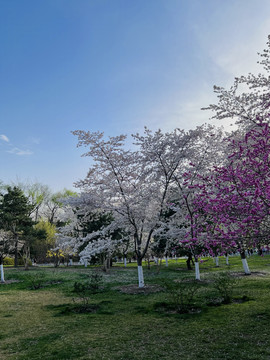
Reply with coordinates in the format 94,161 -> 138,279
1,0 -> 270,192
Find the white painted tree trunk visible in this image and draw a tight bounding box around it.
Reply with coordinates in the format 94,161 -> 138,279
215,257 -> 219,267
138,265 -> 145,288
124,257 -> 127,267
84,259 -> 87,268
154,257 -> 158,264
69,259 -> 73,266
0,264 -> 5,283
226,256 -> 229,265
195,261 -> 200,281
242,258 -> 251,274
165,257 -> 168,267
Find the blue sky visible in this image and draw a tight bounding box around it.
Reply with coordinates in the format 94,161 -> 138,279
1,0 -> 270,192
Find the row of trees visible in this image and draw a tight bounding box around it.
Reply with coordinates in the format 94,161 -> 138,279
0,183 -> 75,282
2,36 -> 270,287
55,36 -> 270,287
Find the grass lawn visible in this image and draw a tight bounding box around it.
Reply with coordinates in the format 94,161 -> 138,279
1,255 -> 270,360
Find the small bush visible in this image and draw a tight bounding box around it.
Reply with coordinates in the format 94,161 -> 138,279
73,272 -> 104,305
3,257 -> 14,266
87,272 -> 103,292
212,272 -> 238,304
18,258 -> 32,267
27,272 -> 46,290
161,278 -> 200,313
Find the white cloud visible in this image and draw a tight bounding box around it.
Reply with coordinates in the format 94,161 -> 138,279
7,147 -> 33,156
196,12 -> 270,83
30,137 -> 40,145
0,134 -> 9,142
131,15 -> 270,135
129,88 -> 229,134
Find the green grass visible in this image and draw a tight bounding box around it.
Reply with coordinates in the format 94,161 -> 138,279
1,255 -> 270,359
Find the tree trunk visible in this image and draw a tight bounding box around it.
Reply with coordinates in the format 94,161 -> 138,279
137,257 -> 145,288
240,251 -> 251,275
14,237 -> 18,267
195,260 -> 200,280
186,253 -> 193,270
103,258 -> 108,272
24,245 -> 30,271
165,256 -> 169,267
54,256 -> 59,267
0,257 -> 5,283
124,256 -> 127,267
215,256 -> 219,267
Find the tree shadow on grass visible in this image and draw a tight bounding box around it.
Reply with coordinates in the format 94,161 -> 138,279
46,303 -> 100,316
46,299 -> 114,316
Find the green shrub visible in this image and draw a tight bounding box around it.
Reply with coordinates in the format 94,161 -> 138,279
212,272 -> 238,304
3,257 -> 14,266
27,272 -> 46,290
73,272 -> 104,305
161,278 -> 200,313
87,272 -> 103,292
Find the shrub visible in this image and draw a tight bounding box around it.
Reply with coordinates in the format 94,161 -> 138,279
87,272 -> 103,292
161,278 -> 200,313
73,272 -> 104,305
212,272 -> 238,304
3,257 -> 14,266
18,258 -> 32,266
27,272 -> 46,290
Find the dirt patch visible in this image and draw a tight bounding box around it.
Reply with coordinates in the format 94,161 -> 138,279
115,284 -> 163,294
231,271 -> 269,277
0,279 -> 21,285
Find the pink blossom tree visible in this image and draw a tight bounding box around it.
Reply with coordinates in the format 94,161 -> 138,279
190,121 -> 270,274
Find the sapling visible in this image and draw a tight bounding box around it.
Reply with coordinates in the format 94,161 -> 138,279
73,272 -> 104,305
161,278 -> 200,313
212,272 -> 238,304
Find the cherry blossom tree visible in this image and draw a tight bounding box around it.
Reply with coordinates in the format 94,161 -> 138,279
72,128 -> 198,287
163,124 -> 226,279
203,35 -> 270,131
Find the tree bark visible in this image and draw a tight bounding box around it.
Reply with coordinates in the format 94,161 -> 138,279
0,256 -> 5,283
137,257 -> 144,288
14,237 -> 18,267
195,260 -> 200,280
240,251 -> 251,274
186,253 -> 193,270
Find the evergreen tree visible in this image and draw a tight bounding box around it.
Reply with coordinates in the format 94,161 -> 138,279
0,186 -> 34,267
